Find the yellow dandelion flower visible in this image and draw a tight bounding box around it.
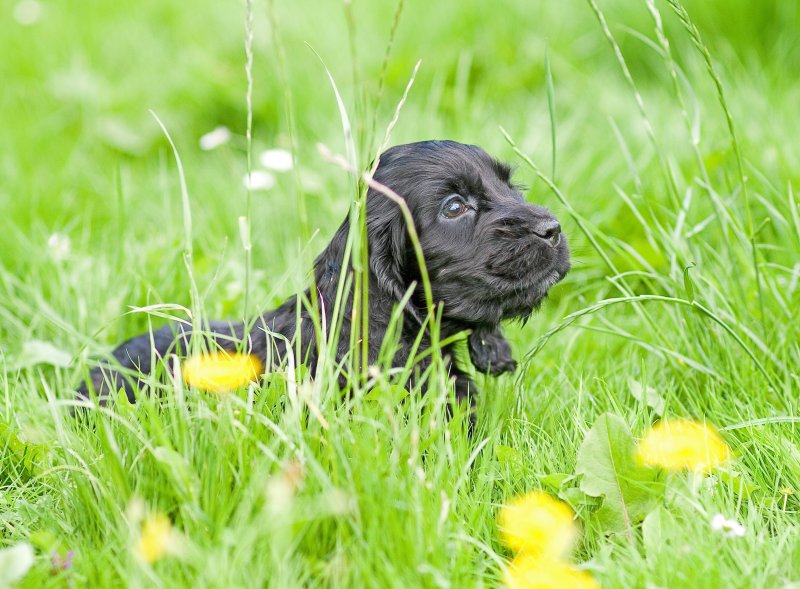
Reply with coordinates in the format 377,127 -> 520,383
182,351 -> 263,393
636,419 -> 731,472
136,514 -> 174,564
498,491 -> 578,558
505,555 -> 599,589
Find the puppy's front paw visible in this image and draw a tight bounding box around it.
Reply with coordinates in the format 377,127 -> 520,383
468,327 -> 517,376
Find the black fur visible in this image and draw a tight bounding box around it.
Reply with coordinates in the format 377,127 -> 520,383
78,140 -> 570,414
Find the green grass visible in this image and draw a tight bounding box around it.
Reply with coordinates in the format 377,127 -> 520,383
2,0 -> 800,586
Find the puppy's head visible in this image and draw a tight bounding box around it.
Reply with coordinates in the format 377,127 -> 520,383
367,140 -> 570,327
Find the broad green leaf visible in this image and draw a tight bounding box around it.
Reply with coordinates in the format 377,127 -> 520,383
12,340 -> 73,369
363,383 -> 409,404
539,473 -> 570,491
715,468 -> 761,498
629,379 -> 665,416
495,445 -> 524,468
642,505 -> 673,562
0,420 -> 46,477
575,413 -> 663,533
28,530 -> 61,553
559,486 -> 602,510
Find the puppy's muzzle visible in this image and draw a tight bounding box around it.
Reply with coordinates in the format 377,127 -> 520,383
490,204 -> 562,246
485,204 -> 568,281
532,216 -> 561,247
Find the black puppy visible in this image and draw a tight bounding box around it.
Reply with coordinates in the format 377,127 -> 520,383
78,140 -> 570,411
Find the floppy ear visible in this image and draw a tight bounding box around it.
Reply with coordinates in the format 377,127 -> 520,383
313,219 -> 350,293
366,194 -> 409,303
313,195 -> 410,307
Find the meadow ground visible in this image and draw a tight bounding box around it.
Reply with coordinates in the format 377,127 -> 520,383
1,0 -> 799,587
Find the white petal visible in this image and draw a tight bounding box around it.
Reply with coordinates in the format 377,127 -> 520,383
729,523 -> 746,538
14,0 -> 42,25
710,513 -> 726,531
47,233 -> 71,261
0,542 -> 35,583
259,148 -> 293,172
243,170 -> 275,191
199,126 -> 232,151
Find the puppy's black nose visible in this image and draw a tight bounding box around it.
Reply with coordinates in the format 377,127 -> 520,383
533,218 -> 561,246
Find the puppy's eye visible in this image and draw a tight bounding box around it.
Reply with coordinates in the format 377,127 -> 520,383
441,196 -> 469,219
